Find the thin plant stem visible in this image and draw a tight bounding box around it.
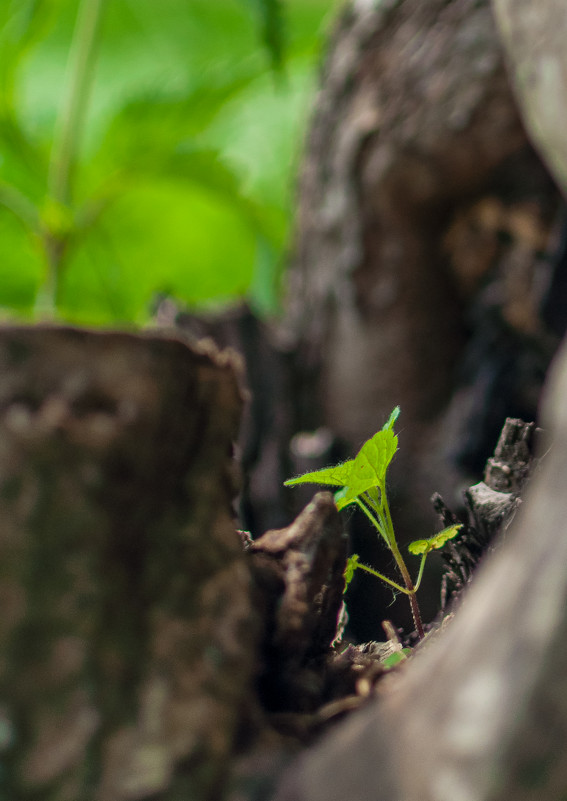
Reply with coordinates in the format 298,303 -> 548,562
389,541 -> 425,639
354,561 -> 409,595
49,0 -> 105,206
356,493 -> 426,640
39,0 -> 105,315
413,553 -> 428,593
409,593 -> 425,640
355,497 -> 388,541
381,492 -> 425,640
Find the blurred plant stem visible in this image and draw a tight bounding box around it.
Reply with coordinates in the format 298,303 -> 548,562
37,0 -> 105,317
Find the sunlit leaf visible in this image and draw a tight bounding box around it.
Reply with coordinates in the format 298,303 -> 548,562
334,485 -> 357,511
285,414 -> 398,507
338,428 -> 398,503
284,459 -> 355,488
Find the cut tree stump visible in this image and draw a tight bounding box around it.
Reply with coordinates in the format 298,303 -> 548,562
0,325 -> 353,801
0,325 -> 257,801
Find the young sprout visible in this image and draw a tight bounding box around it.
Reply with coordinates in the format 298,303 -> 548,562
285,407 -> 461,640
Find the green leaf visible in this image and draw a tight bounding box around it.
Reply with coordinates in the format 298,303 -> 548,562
333,486 -> 350,510
285,409 -> 399,505
98,76 -> 261,162
338,428 -> 398,503
408,524 -> 462,556
284,459 -> 355,489
335,485 -> 384,513
383,406 -> 400,431
284,427 -> 397,496
343,553 -> 359,589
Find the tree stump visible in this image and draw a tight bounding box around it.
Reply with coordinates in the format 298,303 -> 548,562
0,325 -> 257,801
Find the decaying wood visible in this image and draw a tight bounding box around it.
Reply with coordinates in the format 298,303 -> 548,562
435,417 -> 537,606
155,299 -> 296,537
0,325 -> 256,801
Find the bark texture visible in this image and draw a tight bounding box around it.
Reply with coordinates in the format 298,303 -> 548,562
0,326 -> 255,801
248,493 -> 347,714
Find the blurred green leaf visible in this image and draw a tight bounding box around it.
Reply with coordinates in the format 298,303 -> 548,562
96,76 -> 263,164
0,213 -> 42,314
0,1 -> 62,95
241,0 -> 287,71
58,178 -> 258,323
0,0 -> 339,322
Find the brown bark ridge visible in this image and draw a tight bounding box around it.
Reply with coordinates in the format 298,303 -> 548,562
0,325 -> 256,800
283,0 -> 562,535
273,326 -> 567,801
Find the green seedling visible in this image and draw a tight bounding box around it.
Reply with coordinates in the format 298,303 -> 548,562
285,407 -> 461,640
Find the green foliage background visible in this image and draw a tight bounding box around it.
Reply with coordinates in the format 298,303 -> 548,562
0,0 -> 339,324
